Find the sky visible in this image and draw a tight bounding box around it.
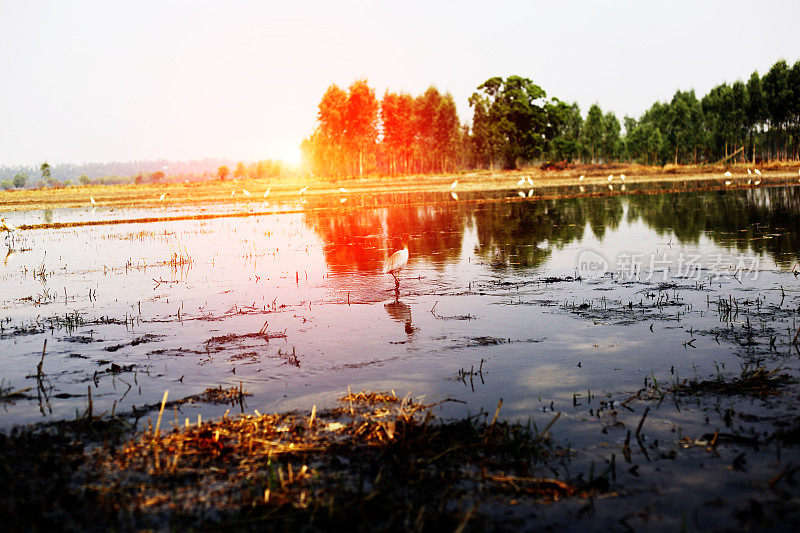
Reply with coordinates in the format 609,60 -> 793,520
1,0 -> 798,167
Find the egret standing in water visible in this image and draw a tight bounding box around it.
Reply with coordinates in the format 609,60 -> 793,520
1,218 -> 16,234
383,234 -> 409,290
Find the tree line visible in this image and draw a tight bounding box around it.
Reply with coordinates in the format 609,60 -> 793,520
302,59 -> 800,175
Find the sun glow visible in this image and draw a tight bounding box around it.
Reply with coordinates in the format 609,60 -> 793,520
277,146 -> 302,168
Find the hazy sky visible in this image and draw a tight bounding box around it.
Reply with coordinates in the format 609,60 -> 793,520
1,0 -> 798,166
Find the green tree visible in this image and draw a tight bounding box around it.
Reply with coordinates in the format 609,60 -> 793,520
79,175 -> 91,186
584,104 -> 604,162
12,173 -> 27,188
762,60 -> 791,160
217,166 -> 230,180
469,76 -> 548,169
40,162 -> 51,181
602,111 -> 621,161
746,71 -> 765,161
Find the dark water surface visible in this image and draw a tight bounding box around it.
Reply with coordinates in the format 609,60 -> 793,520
1,186 -> 799,437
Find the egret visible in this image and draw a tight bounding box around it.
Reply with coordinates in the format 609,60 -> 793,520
159,193 -> 166,202
264,188 -> 271,197
527,189 -> 533,197
608,184 -> 613,191
338,187 -> 348,193
725,180 -> 732,186
230,190 -> 235,197
754,168 -> 762,176
516,178 -> 526,186
620,174 -> 626,181
747,179 -> 752,185
579,185 -> 585,193
90,197 -> 97,206
340,197 -> 347,203
607,174 -> 613,181
242,189 -> 251,197
299,186 -> 309,195
747,168 -> 752,175
526,176 -> 534,186
382,234 -> 409,289
450,191 -> 458,201
621,184 -> 626,191
754,180 -> 761,186
517,191 -> 526,197
579,175 -> 585,181
450,180 -> 458,190
724,171 -> 732,177
1,218 -> 16,234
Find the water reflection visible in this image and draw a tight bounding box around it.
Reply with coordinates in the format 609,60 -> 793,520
384,298 -> 414,335
303,186 -> 800,271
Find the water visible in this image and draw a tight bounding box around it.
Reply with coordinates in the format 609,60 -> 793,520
1,185 -> 799,434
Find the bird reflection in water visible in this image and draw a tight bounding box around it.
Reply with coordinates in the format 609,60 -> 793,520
384,298 -> 415,335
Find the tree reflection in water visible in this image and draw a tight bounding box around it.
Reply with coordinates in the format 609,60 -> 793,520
302,186 -> 800,275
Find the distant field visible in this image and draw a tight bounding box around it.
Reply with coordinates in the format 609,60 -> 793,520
2,161 -> 799,213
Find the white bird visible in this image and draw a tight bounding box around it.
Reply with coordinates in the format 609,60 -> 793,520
578,175 -> 585,181
382,234 -> 409,289
159,193 -> 166,201
230,190 -> 235,197
621,184 -> 626,191
724,171 -> 732,177
725,180 -> 732,186
754,168 -> 761,176
518,191 -> 526,197
90,197 -> 97,206
1,218 -> 16,233
620,174 -> 626,181
527,189 -> 533,197
607,175 -> 613,182
299,186 -> 309,195
608,184 -> 614,191
526,176 -> 534,186
264,188 -> 271,197
747,168 -> 752,175
747,179 -> 752,185
579,185 -> 585,193
450,191 -> 458,201
242,189 -> 251,197
340,197 -> 347,203
754,180 -> 761,186
450,180 -> 458,190
516,178 -> 526,186
338,187 -> 348,193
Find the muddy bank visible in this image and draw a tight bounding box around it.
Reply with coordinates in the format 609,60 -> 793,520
2,372 -> 799,531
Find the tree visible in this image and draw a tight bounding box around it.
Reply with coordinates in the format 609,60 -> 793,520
217,166 -> 230,180
79,175 -> 91,186
746,71 -> 765,161
150,171 -> 165,182
546,99 -> 582,162
469,76 -> 548,169
602,111 -> 621,162
40,162 -> 51,181
762,60 -> 791,160
234,162 -> 246,178
12,173 -> 27,188
344,79 -> 379,177
584,104 -> 604,162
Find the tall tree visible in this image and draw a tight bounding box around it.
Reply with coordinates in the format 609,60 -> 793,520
344,79 -> 379,177
584,104 -> 604,163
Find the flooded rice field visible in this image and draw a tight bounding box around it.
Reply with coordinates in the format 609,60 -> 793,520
1,185 -> 799,430
3,183 -> 800,529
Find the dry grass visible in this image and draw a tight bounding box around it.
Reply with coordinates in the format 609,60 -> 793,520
0,390 -> 603,531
